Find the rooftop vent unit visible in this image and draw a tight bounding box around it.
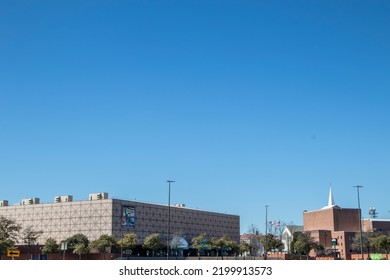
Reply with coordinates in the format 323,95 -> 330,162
54,195 -> 73,203
21,198 -> 40,205
0,200 -> 9,207
89,192 -> 108,201
174,204 -> 186,207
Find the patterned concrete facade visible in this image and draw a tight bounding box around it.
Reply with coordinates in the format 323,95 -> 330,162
0,199 -> 113,243
112,199 -> 240,244
0,197 -> 240,245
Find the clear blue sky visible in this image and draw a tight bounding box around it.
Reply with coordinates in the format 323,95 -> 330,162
0,0 -> 389,234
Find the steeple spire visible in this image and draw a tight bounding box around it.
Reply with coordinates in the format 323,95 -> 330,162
328,185 -> 335,207
322,185 -> 339,209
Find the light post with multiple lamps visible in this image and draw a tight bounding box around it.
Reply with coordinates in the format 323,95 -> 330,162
353,185 -> 364,260
166,180 -> 175,260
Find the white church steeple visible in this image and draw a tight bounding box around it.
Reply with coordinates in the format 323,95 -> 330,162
321,185 -> 339,209
328,185 -> 335,207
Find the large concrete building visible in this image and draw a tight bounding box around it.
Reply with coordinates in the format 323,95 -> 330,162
0,193 -> 240,246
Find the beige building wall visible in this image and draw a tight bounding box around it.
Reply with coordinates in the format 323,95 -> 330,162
0,199 -> 113,243
112,199 -> 240,243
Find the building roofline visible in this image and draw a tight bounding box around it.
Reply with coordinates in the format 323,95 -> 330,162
0,193 -> 238,217
303,207 -> 358,213
363,218 -> 390,222
112,198 -> 239,217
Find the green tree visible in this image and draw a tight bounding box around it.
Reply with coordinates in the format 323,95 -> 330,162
291,232 -> 321,255
63,233 -> 89,253
22,226 -> 43,259
90,234 -> 117,259
73,243 -> 89,260
118,233 -> 138,255
260,234 -> 276,253
22,226 -> 43,245
143,233 -> 163,257
290,232 -> 302,254
210,235 -> 238,259
370,235 -> 390,254
260,234 -> 284,254
0,216 -> 21,258
351,233 -> 371,255
191,233 -> 209,257
273,238 -> 284,252
239,242 -> 251,257
293,238 -> 310,255
41,238 -> 60,255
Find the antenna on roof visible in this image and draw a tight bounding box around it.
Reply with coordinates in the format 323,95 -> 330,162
369,207 -> 378,219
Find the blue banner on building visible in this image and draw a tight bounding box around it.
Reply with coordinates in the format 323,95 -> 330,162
122,206 -> 135,228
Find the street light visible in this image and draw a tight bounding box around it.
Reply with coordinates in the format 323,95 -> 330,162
166,180 -> 175,260
353,185 -> 364,260
265,205 -> 269,260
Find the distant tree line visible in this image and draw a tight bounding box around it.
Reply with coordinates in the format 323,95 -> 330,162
351,232 -> 390,255
10,215 -> 386,260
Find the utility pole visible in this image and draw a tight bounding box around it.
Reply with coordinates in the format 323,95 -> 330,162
166,180 -> 175,260
353,185 -> 364,260
265,205 -> 269,260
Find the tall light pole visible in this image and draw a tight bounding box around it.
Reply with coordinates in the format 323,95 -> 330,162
166,180 -> 175,260
353,185 -> 364,260
265,205 -> 269,260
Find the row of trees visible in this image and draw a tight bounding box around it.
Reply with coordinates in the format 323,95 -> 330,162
1,215 -> 243,259
12,231 -> 164,259
43,231 -> 324,259
192,233 -> 285,258
192,234 -> 239,258
351,233 -> 390,254
41,233 -> 137,259
40,233 -> 243,259
239,231 -> 322,257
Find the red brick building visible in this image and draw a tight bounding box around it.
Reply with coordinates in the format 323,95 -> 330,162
303,188 -> 360,260
363,219 -> 390,234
